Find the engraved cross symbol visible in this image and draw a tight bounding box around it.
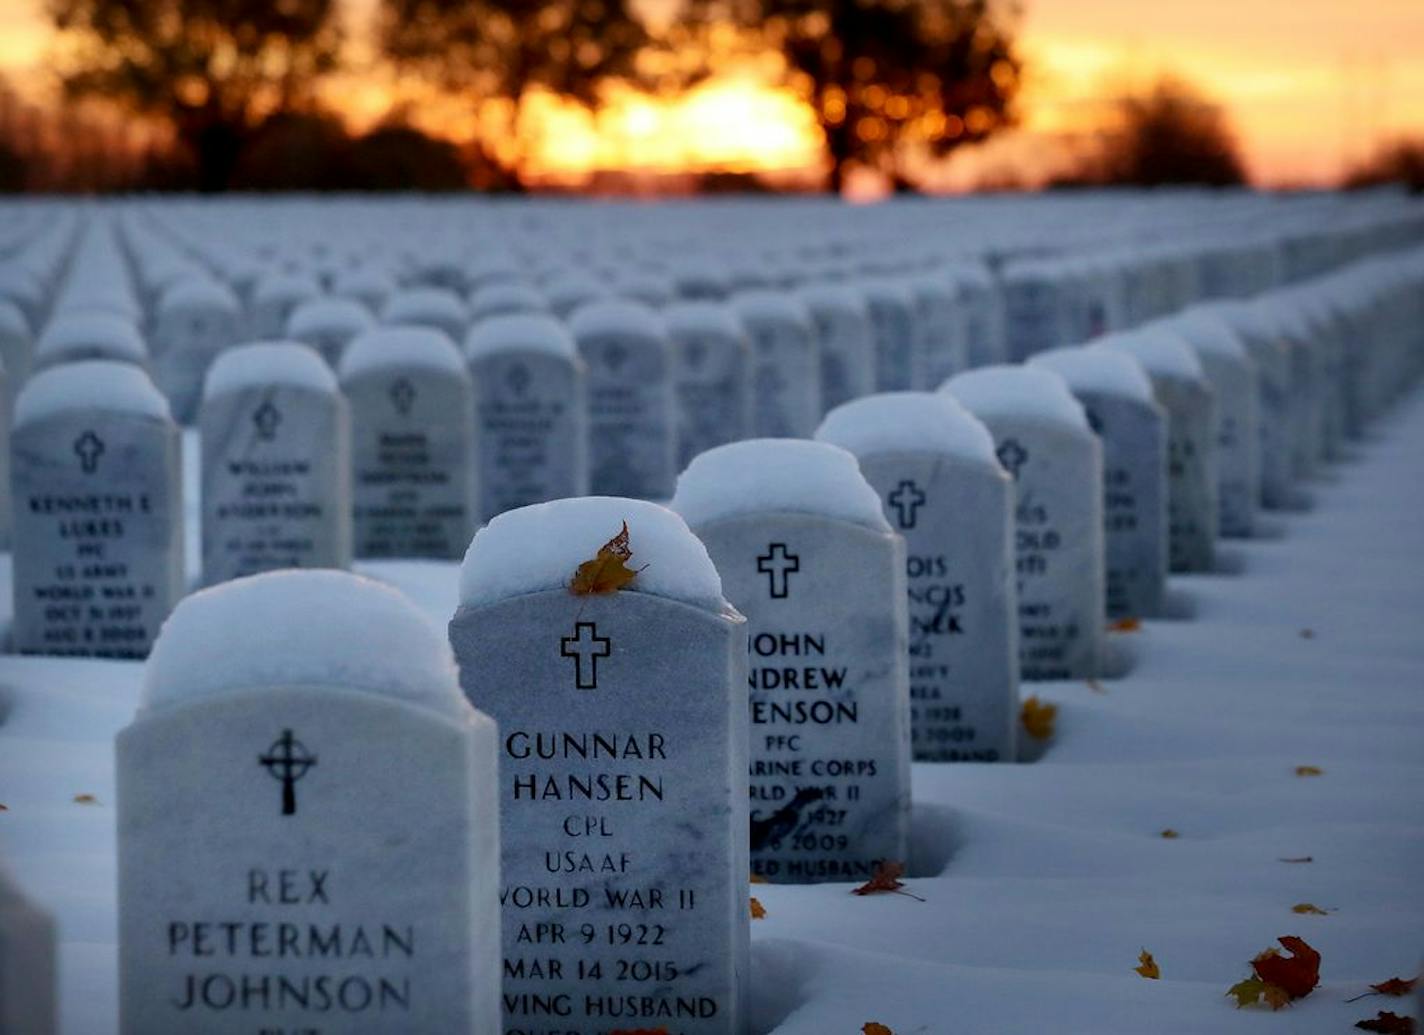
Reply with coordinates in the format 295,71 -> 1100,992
888,479 -> 926,530
757,543 -> 800,599
561,621 -> 610,690
258,729 -> 317,816
390,377 -> 416,415
604,342 -> 629,372
506,362 -> 531,396
253,400 -> 282,441
996,437 -> 1029,479
73,430 -> 105,474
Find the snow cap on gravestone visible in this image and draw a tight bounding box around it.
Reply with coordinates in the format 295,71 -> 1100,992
202,340 -> 336,402
465,312 -> 578,361
286,296 -> 374,346
381,286 -> 468,342
14,358 -> 170,429
144,569 -> 469,718
466,282 -> 549,323
458,495 -> 725,612
34,311 -> 147,372
662,300 -> 746,345
158,274 -> 241,319
339,324 -> 464,381
1027,344 -> 1157,406
671,438 -> 890,533
568,296 -> 667,344
815,390 -> 996,469
940,364 -> 1090,432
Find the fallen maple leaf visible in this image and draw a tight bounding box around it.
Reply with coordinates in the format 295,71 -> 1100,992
1291,903 -> 1331,915
1299,628 -> 1316,639
1109,617 -> 1141,632
1347,977 -> 1421,1003
749,897 -> 766,919
1160,829 -> 1180,839
1252,936 -> 1321,1000
72,794 -> 99,805
1134,949 -> 1160,979
1278,856 -> 1314,864
1295,765 -> 1324,777
851,861 -> 925,902
1355,1013 -> 1415,1034
569,521 -> 645,596
863,1024 -> 895,1035
1020,696 -> 1057,740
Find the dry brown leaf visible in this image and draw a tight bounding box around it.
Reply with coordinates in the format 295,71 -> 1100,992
569,521 -> 645,596
749,873 -> 768,884
851,861 -> 925,902
1021,695 -> 1057,741
1299,628 -> 1316,639
1278,856 -> 1313,864
1291,903 -> 1331,915
1109,617 -> 1141,632
72,794 -> 99,805
1348,977 -> 1421,1003
863,1025 -> 895,1035
1160,829 -> 1179,839
1295,766 -> 1324,777
749,897 -> 766,919
1355,1013 -> 1415,1034
1134,949 -> 1161,979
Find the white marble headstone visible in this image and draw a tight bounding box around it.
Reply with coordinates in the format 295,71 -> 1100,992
797,284 -> 875,416
731,291 -> 821,438
118,570 -> 500,1034
450,497 -> 749,1034
664,301 -> 752,469
817,393 -> 1018,762
287,296 -> 375,370
151,277 -> 243,425
10,361 -> 183,658
673,439 -> 911,882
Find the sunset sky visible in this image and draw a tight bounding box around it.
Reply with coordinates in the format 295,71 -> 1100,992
2,0 -> 1421,187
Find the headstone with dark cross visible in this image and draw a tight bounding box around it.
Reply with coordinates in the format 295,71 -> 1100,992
664,301 -> 752,469
1169,308 -> 1260,538
1104,329 -> 1219,573
944,366 -> 1104,680
150,277 -> 243,424
569,298 -> 677,500
10,360 -> 184,659
339,326 -> 475,559
672,438 -> 911,882
1030,345 -> 1169,621
817,391 -> 1018,761
732,290 -> 822,438
117,569 -> 500,1033
199,341 -> 351,586
464,313 -> 589,522
0,862 -> 58,1035
797,283 -> 876,416
449,496 -> 749,1034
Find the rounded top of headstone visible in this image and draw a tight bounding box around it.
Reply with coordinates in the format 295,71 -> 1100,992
671,438 -> 891,533
1102,328 -> 1206,383
568,298 -> 667,342
459,496 -> 726,613
0,297 -> 29,338
144,570 -> 472,720
730,290 -> 813,328
382,286 -> 468,327
465,312 -> 578,360
941,364 -> 1090,431
1028,345 -> 1156,404
14,359 -> 171,429
1168,308 -> 1250,362
796,282 -> 870,317
286,296 -> 375,340
203,341 -> 337,400
339,325 -> 466,380
159,276 -> 241,315
467,282 -> 548,322
36,311 -> 146,365
816,391 -> 998,468
662,301 -> 745,341
253,271 -> 322,304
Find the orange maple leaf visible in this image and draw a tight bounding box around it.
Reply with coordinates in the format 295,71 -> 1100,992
1021,696 -> 1057,740
1109,617 -> 1141,632
1134,949 -> 1160,979
1251,936 -> 1321,1001
863,1024 -> 895,1035
1355,1013 -> 1415,1034
851,861 -> 925,902
569,521 -> 645,596
1348,976 -> 1421,1003
749,897 -> 766,919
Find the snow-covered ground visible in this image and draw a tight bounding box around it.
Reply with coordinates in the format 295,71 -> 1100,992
3,388 -> 1423,1034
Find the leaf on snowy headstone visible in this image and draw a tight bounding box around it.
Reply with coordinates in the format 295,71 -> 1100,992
1295,766 -> 1323,777
1291,903 -> 1332,915
1160,829 -> 1179,839
1020,695 -> 1057,740
749,897 -> 766,919
72,793 -> 99,805
1109,617 -> 1141,632
851,861 -> 925,902
1134,949 -> 1160,979
1278,856 -> 1313,864
863,1024 -> 895,1035
749,873 -> 768,884
1355,1012 -> 1415,1034
569,521 -> 645,596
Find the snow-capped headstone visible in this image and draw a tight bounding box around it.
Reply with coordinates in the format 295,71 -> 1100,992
449,497 -> 749,1034
248,272 -> 322,341
1105,331 -> 1218,573
570,299 -> 677,500
1216,301 -> 1293,510
11,361 -> 182,658
339,327 -> 475,560
0,863 -> 57,1035
33,311 -> 148,372
467,282 -> 548,323
382,286 -> 469,343
286,296 -> 375,369
911,273 -> 968,389
664,301 -> 752,469
732,291 -> 821,438
1030,346 -> 1168,620
0,299 -> 32,396
465,314 -> 588,523
199,342 -> 351,585
151,277 -> 243,424
862,279 -> 919,391
797,284 -> 875,415
1170,309 -> 1260,538
817,393 -> 1017,763
118,570 -> 500,1034
951,262 -> 1007,369
673,439 -> 911,882
944,366 -> 1103,680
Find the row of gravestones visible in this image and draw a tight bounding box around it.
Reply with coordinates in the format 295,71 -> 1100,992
3,258 -> 1423,1032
